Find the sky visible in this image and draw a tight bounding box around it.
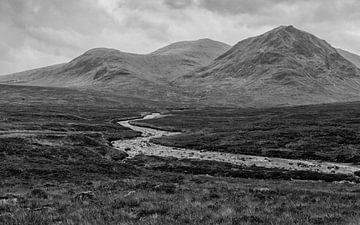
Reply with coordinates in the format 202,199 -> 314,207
1,0 -> 360,75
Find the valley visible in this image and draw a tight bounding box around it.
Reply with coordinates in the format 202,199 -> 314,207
2,25 -> 360,225
2,100 -> 360,225
2,95 -> 360,224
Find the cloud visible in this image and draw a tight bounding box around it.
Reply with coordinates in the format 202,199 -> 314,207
163,0 -> 193,9
198,0 -> 275,15
0,0 -> 115,74
0,0 -> 360,75
122,14 -> 170,41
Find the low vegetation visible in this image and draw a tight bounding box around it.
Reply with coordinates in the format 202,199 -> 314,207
129,155 -> 359,183
0,104 -> 143,182
1,90 -> 360,224
2,172 -> 360,225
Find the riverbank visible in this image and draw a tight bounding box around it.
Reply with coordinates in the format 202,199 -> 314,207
113,113 -> 360,178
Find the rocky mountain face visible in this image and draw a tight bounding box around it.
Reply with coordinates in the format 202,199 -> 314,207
1,26 -> 360,107
175,26 -> 360,107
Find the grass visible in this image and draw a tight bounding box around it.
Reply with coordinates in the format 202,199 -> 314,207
128,155 -> 359,183
1,173 -> 360,225
2,84 -> 360,224
0,103 -> 145,182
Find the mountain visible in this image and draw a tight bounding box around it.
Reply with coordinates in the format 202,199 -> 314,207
175,25 -> 360,107
0,39 -> 230,86
337,48 -> 360,69
2,26 -> 360,107
0,39 -> 230,103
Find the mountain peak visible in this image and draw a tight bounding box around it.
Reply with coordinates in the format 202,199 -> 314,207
82,48 -> 120,55
185,25 -> 359,81
265,25 -> 308,39
279,25 -> 295,30
214,25 -> 335,65
176,26 -> 360,107
264,25 -> 317,38
151,39 -> 230,56
272,25 -> 295,31
238,24 -> 339,59
195,38 -> 222,43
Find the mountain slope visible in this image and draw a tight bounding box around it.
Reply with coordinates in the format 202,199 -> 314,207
0,39 -> 230,87
0,64 -> 65,84
0,39 -> 230,103
176,25 -> 360,107
337,48 -> 360,69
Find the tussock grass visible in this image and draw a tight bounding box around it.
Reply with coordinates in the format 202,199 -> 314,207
2,175 -> 360,225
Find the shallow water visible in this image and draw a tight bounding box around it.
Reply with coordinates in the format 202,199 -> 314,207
113,113 -> 360,175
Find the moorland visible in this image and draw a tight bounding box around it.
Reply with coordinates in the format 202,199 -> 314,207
1,84 -> 360,225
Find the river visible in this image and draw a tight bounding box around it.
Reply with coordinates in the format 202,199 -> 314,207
113,113 -> 360,175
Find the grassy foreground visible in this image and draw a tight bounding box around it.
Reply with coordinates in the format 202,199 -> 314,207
2,170 -> 360,225
1,85 -> 360,224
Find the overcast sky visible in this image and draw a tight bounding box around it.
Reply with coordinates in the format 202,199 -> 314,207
1,0 -> 360,75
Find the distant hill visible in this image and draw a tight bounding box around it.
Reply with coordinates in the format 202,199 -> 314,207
175,25 -> 360,107
0,39 -> 230,87
0,39 -> 230,103
337,48 -> 360,69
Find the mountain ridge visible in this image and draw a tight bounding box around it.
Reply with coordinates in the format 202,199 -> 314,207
175,25 -> 360,106
1,26 -> 360,107
0,39 -> 231,87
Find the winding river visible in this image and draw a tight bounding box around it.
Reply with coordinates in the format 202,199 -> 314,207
113,113 -> 360,175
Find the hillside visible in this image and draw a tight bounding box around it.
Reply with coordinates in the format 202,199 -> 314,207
176,25 -> 360,107
337,48 -> 360,69
0,39 -> 230,87
0,39 -> 229,103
